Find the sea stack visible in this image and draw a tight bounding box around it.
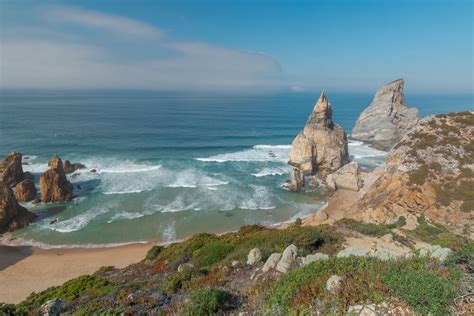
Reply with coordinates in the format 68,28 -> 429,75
288,91 -> 349,190
40,155 -> 74,203
0,152 -> 25,187
351,79 -> 419,151
0,181 -> 36,233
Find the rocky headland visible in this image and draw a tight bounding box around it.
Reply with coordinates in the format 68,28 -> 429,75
351,79 -> 419,151
288,91 -> 349,190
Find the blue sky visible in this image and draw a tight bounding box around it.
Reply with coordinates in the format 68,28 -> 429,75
1,0 -> 472,93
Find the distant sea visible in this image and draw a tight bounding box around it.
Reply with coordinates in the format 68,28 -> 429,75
0,90 -> 472,247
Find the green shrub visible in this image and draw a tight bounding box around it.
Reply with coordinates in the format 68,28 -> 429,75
405,216 -> 466,249
445,242 -> 474,272
408,165 -> 429,185
145,245 -> 163,261
384,265 -> 458,315
460,200 -> 474,212
17,275 -> 112,310
183,288 -> 231,316
162,270 -> 201,294
192,240 -> 234,267
337,218 -> 405,237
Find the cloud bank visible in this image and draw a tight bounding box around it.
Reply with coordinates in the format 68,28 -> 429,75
0,6 -> 284,91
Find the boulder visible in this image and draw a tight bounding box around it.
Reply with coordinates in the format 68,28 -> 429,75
0,152 -> 25,186
325,161 -> 363,191
0,181 -> 36,233
40,298 -> 62,316
371,248 -> 396,261
303,253 -> 329,266
177,263 -> 194,273
419,245 -> 452,262
288,168 -> 304,191
40,155 -> 74,203
336,247 -> 370,258
351,79 -> 419,151
62,160 -> 86,174
262,253 -> 282,272
276,244 -> 298,273
14,179 -> 37,202
288,92 -> 349,190
347,304 -> 377,316
247,248 -> 262,265
325,275 -> 343,293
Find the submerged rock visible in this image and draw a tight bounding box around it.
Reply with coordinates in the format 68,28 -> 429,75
0,152 -> 25,187
351,79 -> 419,151
288,92 -> 349,190
14,179 -> 37,202
325,161 -> 363,191
40,155 -> 74,203
0,181 -> 36,233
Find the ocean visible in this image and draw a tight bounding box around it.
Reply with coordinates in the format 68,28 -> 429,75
0,90 -> 472,247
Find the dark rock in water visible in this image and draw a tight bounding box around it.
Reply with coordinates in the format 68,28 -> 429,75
288,91 -> 349,191
288,168 -> 305,191
0,152 -> 25,187
40,155 -> 74,203
351,79 -> 419,151
62,160 -> 86,174
90,168 -> 98,173
14,179 -> 37,202
0,181 -> 36,233
49,218 -> 58,225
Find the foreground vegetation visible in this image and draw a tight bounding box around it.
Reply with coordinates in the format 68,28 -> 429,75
1,222 -> 472,315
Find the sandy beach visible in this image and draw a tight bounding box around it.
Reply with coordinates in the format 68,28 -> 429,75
0,242 -> 151,304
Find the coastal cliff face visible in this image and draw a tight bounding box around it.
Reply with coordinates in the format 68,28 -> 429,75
0,181 -> 36,233
0,152 -> 25,187
40,155 -> 74,203
354,111 -> 474,236
288,92 -> 349,190
351,79 -> 419,151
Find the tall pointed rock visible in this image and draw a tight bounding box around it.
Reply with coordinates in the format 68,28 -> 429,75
351,79 -> 419,151
288,91 -> 349,190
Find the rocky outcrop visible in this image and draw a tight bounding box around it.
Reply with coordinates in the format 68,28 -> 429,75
61,160 -> 85,174
275,244 -> 298,273
288,92 -> 349,190
0,181 -> 36,233
0,152 -> 25,186
246,248 -> 262,265
351,79 -> 419,151
353,111 -> 474,237
14,179 -> 37,202
325,161 -> 363,191
40,155 -> 74,203
288,168 -> 305,191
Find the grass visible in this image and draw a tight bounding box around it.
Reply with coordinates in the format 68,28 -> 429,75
183,288 -> 232,315
192,240 -> 235,267
337,217 -> 406,237
267,256 -> 460,315
404,216 -> 467,249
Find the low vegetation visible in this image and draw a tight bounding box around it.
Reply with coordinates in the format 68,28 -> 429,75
337,217 -> 406,237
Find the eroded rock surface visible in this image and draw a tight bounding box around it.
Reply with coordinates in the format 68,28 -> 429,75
351,79 -> 419,151
14,179 -> 37,202
0,181 -> 36,233
288,92 -> 349,190
0,152 -> 25,187
325,161 -> 363,191
40,155 -> 74,203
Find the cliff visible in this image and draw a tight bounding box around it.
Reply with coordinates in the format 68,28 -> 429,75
351,79 -> 419,151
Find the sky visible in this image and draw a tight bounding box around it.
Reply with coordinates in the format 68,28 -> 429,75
0,0 -> 472,93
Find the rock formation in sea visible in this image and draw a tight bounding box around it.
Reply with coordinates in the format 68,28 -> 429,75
352,111 -> 473,236
61,160 -> 86,174
14,179 -> 37,202
0,152 -> 25,187
0,181 -> 36,233
288,91 -> 349,190
40,155 -> 74,203
351,79 -> 419,151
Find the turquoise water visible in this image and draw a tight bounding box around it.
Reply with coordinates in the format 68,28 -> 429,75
0,90 -> 472,247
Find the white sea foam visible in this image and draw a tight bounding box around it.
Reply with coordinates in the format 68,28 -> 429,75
162,222 -> 177,242
252,166 -> 291,177
22,162 -> 49,174
348,140 -> 387,159
167,169 -> 229,188
196,144 -> 291,163
107,212 -> 145,223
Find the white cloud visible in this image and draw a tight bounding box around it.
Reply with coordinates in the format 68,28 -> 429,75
45,5 -> 165,39
0,6 -> 284,90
